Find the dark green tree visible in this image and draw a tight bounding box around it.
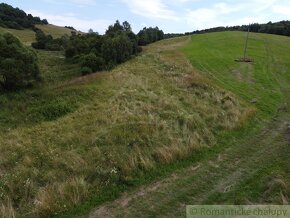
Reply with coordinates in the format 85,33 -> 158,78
188,20 -> 290,37
0,3 -> 48,29
0,33 -> 40,90
32,29 -> 50,49
123,21 -> 132,32
64,20 -> 159,74
105,20 -> 124,36
81,53 -> 104,72
32,29 -> 68,51
137,27 -> 164,45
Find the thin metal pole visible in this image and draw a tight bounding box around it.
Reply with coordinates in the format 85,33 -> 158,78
243,24 -> 250,60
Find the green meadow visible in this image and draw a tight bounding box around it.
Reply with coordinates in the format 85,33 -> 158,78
0,28 -> 289,218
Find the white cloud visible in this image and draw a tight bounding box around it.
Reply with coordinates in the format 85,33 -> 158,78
273,5 -> 290,15
27,10 -> 112,33
213,3 -> 243,14
186,9 -> 216,29
250,0 -> 278,13
185,3 -> 244,29
37,0 -> 290,33
122,0 -> 178,20
185,0 -> 288,30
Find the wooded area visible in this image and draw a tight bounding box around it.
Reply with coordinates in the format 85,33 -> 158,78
0,3 -> 48,29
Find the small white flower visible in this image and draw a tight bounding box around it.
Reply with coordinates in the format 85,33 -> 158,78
110,167 -> 117,174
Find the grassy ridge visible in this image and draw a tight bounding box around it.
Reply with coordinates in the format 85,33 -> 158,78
0,34 -> 252,217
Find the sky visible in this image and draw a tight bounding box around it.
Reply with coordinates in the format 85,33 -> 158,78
4,0 -> 290,34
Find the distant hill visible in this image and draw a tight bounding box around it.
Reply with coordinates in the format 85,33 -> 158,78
0,24 -> 79,46
0,26 -> 35,45
35,24 -> 80,38
0,3 -> 48,29
186,20 -> 290,37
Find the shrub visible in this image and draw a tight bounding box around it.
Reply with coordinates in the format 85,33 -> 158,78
31,30 -> 48,49
65,46 -> 77,58
32,30 -> 67,51
0,33 -> 40,90
101,34 -> 133,65
80,53 -> 104,72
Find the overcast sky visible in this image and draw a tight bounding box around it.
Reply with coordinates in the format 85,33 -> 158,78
5,0 -> 290,34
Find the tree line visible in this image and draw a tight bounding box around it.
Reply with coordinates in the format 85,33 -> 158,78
137,27 -> 164,45
32,20 -> 165,74
186,21 -> 290,37
0,19 -> 165,91
32,28 -> 69,51
0,3 -> 48,30
65,20 -> 141,74
0,33 -> 40,90
164,33 -> 184,39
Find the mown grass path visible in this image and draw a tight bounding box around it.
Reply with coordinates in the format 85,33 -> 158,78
89,32 -> 290,218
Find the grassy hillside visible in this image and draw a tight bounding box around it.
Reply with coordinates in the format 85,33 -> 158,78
0,32 -> 253,217
0,24 -> 75,45
35,24 -> 76,38
89,32 -> 290,217
0,30 -> 289,218
0,27 -> 35,45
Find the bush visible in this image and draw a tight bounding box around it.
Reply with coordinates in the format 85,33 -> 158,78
80,53 -> 104,72
32,30 -> 68,51
65,45 -> 77,58
0,33 -> 40,90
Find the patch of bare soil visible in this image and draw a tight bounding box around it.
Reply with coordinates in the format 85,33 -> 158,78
231,68 -> 256,84
231,69 -> 243,81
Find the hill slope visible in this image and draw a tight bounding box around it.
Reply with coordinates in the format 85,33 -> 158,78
89,32 -> 290,217
0,24 -> 75,45
0,26 -> 35,45
0,31 -> 289,218
183,31 -> 290,118
35,24 -> 78,38
0,32 -> 252,217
